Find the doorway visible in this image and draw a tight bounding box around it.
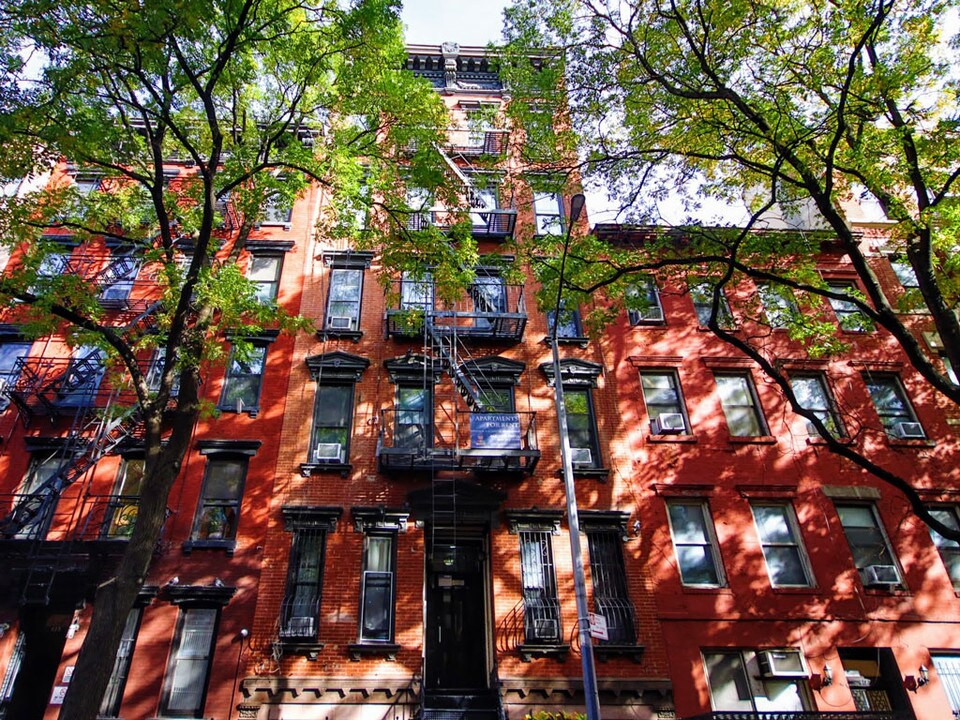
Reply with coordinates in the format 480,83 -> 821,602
424,534 -> 489,691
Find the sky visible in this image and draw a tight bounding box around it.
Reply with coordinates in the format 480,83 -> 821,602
400,0 -> 509,47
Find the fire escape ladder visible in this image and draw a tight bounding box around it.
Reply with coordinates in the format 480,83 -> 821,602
433,142 -> 483,210
424,316 -> 485,412
89,252 -> 138,288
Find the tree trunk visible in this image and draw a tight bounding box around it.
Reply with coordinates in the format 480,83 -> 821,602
57,380 -> 200,720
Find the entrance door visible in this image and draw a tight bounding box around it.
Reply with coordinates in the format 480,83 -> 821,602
425,536 -> 488,691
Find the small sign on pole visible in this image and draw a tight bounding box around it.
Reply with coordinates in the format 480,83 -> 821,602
588,612 -> 608,641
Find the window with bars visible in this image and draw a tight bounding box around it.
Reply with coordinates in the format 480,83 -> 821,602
280,528 -> 327,640
750,503 -> 813,587
586,529 -> 637,644
359,534 -> 396,643
928,506 -> 960,590
519,530 -> 562,644
99,608 -> 142,717
667,500 -> 724,587
715,373 -> 767,437
159,608 -> 218,717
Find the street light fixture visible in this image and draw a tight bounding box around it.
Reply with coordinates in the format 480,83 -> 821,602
549,192 -> 601,720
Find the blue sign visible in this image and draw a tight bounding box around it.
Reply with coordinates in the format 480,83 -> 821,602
470,413 -> 522,449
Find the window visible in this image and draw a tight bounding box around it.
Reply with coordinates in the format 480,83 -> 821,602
191,458 -> 246,543
826,281 -> 873,332
159,608 -> 218,717
310,384 -> 353,464
890,257 -> 919,289
219,344 -> 266,413
400,271 -> 434,312
395,385 -> 431,449
756,282 -> 798,330
627,276 -> 664,324
689,279 -> 735,328
58,345 -> 105,407
359,534 -> 396,643
406,187 -> 434,230
519,530 -> 562,644
471,274 -> 507,326
546,302 -> 583,340
13,452 -> 69,539
533,192 -> 563,235
262,193 -> 293,225
325,269 -> 363,332
930,654 -> 960,718
667,501 -> 724,587
104,458 -> 144,538
863,374 -> 923,439
838,648 -> 912,713
564,388 -> 600,468
789,373 -> 843,436
469,185 -> 500,230
280,528 -> 327,640
100,254 -> 140,303
247,254 -> 283,303
751,503 -> 813,587
927,507 -> 960,590
0,633 -> 24,718
99,608 -> 141,717
715,373 -> 767,437
640,371 -> 690,435
586,528 -> 636,644
0,341 -> 32,393
73,173 -> 102,195
704,650 -> 811,712
836,504 -> 902,588
146,348 -> 180,396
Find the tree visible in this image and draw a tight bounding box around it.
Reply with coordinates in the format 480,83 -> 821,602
0,1 -> 450,718
500,0 -> 960,538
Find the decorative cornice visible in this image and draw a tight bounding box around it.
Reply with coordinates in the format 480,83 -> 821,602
578,510 -> 632,540
322,250 -> 374,269
351,506 -> 409,533
540,358 -> 603,387
167,584 -> 236,607
197,439 -> 262,456
385,354 -> 443,384
505,509 -> 563,535
306,351 -> 370,383
281,505 -> 343,531
245,240 -> 295,254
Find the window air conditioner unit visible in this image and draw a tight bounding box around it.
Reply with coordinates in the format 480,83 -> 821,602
652,413 -> 685,434
570,447 -> 593,466
314,443 -> 343,462
861,564 -> 900,587
531,618 -> 559,641
757,649 -> 807,678
894,421 -> 924,439
326,315 -> 355,330
283,616 -> 315,637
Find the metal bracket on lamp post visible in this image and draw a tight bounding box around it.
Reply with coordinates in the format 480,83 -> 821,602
550,192 -> 601,720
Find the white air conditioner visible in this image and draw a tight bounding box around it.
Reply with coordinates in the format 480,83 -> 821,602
284,616 -> 315,636
326,315 -> 355,330
861,564 -> 900,587
652,413 -> 686,434
757,649 -> 807,678
894,421 -> 924,439
570,447 -> 593,466
314,443 -> 343,462
531,618 -> 559,641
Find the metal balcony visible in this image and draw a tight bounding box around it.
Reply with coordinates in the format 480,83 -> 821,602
443,128 -> 509,157
376,408 -> 539,475
406,208 -> 517,240
385,280 -> 526,343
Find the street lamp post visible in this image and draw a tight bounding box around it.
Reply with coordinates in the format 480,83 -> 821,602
550,192 -> 601,720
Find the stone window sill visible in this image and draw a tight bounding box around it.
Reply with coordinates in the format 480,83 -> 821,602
348,642 -> 400,661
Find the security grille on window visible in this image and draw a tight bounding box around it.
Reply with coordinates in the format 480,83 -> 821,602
689,279 -> 735,328
756,282 -> 799,330
789,373 -> 843,437
836,504 -> 903,589
159,608 -> 218,717
928,506 -> 960,590
863,374 -> 924,439
99,608 -> 141,718
667,500 -> 724,586
640,371 -> 690,435
586,529 -> 637,644
715,373 -> 767,437
192,458 -> 246,543
219,344 -> 266,413
359,534 -> 396,642
519,530 -> 562,644
751,503 -> 813,587
826,281 -> 873,332
279,510 -> 338,642
627,276 -> 664,324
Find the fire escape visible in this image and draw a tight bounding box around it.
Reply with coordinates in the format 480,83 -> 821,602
0,247 -> 159,606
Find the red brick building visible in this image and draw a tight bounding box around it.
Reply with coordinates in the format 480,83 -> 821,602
0,39 -> 958,720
